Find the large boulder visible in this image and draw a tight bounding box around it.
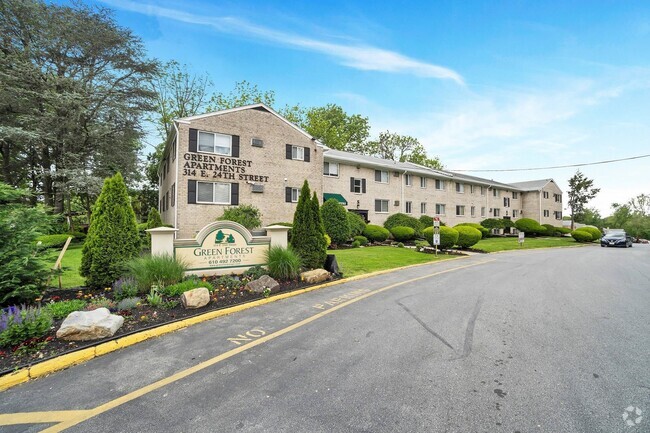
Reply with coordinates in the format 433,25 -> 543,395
181,287 -> 210,309
245,275 -> 280,294
56,308 -> 124,341
300,269 -> 330,284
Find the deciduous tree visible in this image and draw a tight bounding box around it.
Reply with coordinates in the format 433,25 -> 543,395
567,170 -> 600,230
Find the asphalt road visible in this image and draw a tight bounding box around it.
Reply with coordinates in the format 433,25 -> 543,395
1,244 -> 649,433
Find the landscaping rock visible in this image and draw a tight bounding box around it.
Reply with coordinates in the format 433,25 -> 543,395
56,308 -> 124,341
181,287 -> 210,309
245,275 -> 280,294
300,269 -> 330,284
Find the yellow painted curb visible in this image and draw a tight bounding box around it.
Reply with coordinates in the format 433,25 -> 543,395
0,254 -> 464,391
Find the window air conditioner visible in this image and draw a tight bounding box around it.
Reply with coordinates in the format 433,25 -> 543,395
394,200 -> 400,206
251,184 -> 264,193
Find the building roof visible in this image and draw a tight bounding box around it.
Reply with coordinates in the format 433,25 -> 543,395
508,179 -> 553,191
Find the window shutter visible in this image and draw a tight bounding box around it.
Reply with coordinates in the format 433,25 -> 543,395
286,144 -> 292,159
187,180 -> 196,204
304,147 -> 310,162
375,200 -> 380,212
189,129 -> 198,153
285,187 -> 292,203
375,170 -> 381,182
231,135 -> 240,158
362,179 -> 367,193
350,177 -> 355,192
230,183 -> 239,205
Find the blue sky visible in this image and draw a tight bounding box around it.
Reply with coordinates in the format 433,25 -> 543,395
95,0 -> 650,216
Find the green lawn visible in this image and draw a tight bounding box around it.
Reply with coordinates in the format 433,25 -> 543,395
473,236 -> 582,253
334,246 -> 455,278
42,243 -> 85,289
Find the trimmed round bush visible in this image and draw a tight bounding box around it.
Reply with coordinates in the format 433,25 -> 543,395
481,218 -> 505,229
353,235 -> 368,246
555,227 -> 571,235
419,215 -> 446,227
217,204 -> 262,230
542,224 -> 557,236
455,223 -> 488,239
383,213 -> 423,237
423,226 -> 459,249
455,226 -> 482,248
577,226 -> 601,240
35,234 -> 71,249
321,199 -> 351,245
363,224 -> 390,242
571,230 -> 593,242
514,218 -> 547,236
351,240 -> 361,248
347,212 -> 366,237
397,242 -> 404,248
390,226 -> 415,242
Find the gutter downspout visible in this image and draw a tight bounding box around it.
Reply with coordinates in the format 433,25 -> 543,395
539,188 -> 542,223
402,170 -> 407,213
173,121 -> 180,237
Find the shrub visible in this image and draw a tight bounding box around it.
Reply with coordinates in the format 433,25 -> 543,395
145,208 -> 163,248
481,218 -> 505,229
127,254 -> 187,293
81,173 -> 141,288
353,235 -> 368,246
571,230 -> 593,243
0,183 -> 52,305
419,215 -> 434,227
85,296 -> 116,311
137,222 -> 148,247
112,277 -> 139,301
321,199 -> 351,245
455,226 -> 482,248
423,226 -> 459,249
390,226 -> 415,242
45,300 -> 87,320
291,182 -> 327,269
146,287 -> 163,307
577,226 -> 602,240
397,242 -> 404,248
501,218 -> 515,228
242,265 -> 268,281
455,223 -> 489,239
514,218 -> 547,236
217,204 -> 262,230
0,305 -> 53,348
555,227 -> 571,235
363,224 -> 390,242
383,213 -> 423,237
117,297 -> 141,311
347,212 -> 367,237
542,224 -> 557,236
214,275 -> 244,291
265,245 -> 302,280
35,234 -> 71,250
162,279 -> 214,297
351,240 -> 360,248
324,234 -> 332,248
69,231 -> 87,242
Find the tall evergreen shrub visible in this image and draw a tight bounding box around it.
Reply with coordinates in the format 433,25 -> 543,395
81,173 -> 141,288
291,181 -> 327,269
321,199 -> 351,245
145,208 -> 163,248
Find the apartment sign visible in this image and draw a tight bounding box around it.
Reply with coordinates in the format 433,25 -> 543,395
182,152 -> 270,183
174,221 -> 270,276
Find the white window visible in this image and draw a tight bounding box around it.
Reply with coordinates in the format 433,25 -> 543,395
292,145 -> 304,161
543,191 -> 549,199
375,199 -> 389,213
198,131 -> 232,155
513,210 -> 518,218
323,162 -> 339,177
456,205 -> 465,216
405,174 -> 412,186
435,179 -> 445,190
481,206 -> 486,217
421,202 -> 427,214
493,188 -> 499,197
435,203 -> 446,215
480,186 -> 485,196
470,185 -> 475,194
291,188 -> 300,203
405,201 -> 412,214
512,192 -> 519,199
196,181 -> 230,204
493,208 -> 500,217
544,209 -> 550,217
420,177 -> 427,188
504,197 -> 510,207
471,206 -> 475,217
455,182 -> 464,193
374,170 -> 389,183
353,178 -> 363,193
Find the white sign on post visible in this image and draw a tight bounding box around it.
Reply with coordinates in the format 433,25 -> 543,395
433,234 -> 441,246
433,218 -> 440,228
518,231 -> 525,245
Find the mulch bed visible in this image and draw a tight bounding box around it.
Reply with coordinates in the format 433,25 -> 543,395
0,277 -> 317,374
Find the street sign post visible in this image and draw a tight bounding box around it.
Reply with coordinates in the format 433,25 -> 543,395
518,231 -> 525,247
433,217 -> 440,256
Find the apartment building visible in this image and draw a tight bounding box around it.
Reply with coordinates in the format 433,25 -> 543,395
158,104 -> 563,238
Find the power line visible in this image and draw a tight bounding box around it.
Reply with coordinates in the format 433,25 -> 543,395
450,153 -> 650,172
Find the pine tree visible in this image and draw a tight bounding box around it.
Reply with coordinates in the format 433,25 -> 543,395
146,208 -> 163,247
291,181 -> 327,269
81,173 -> 141,288
321,198 -> 351,245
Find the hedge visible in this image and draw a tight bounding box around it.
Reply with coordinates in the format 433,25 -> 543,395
481,218 -> 505,229
514,218 -> 547,236
383,213 -> 423,237
455,226 -> 482,248
347,212 -> 367,237
423,226 -> 459,249
353,235 -> 368,246
455,223 -> 488,239
571,230 -> 593,242
555,227 -> 571,235
390,226 -> 415,242
576,226 -> 601,240
542,224 -> 557,236
363,224 -> 390,242
321,199 -> 351,245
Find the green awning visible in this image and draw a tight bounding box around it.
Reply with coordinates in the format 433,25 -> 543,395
323,193 -> 348,205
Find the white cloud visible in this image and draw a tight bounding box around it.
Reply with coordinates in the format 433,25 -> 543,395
103,0 -> 463,83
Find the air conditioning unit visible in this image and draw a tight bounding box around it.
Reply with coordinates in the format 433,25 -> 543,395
489,208 -> 493,213
394,200 -> 400,206
251,184 -> 264,193
251,138 -> 264,147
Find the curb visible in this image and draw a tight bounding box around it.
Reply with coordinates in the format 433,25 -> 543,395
0,254 -> 466,392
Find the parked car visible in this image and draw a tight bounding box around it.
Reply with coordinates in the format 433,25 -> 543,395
600,232 -> 633,248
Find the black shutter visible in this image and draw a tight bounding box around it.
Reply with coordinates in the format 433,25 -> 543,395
375,200 -> 380,212
350,177 -> 355,192
230,183 -> 239,205
286,144 -> 292,160
187,180 -> 196,204
304,147 -> 310,162
231,135 -> 240,158
375,170 -> 380,182
285,187 -> 292,203
189,129 -> 198,152
362,179 -> 367,193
